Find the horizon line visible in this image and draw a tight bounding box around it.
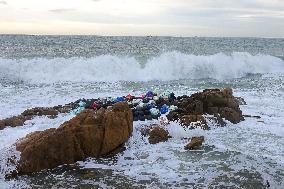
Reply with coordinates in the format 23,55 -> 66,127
0,33 -> 283,39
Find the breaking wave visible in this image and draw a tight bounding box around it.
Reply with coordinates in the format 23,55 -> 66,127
0,52 -> 284,83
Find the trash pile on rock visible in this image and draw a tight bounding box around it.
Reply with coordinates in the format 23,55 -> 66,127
0,88 -> 245,131
2,88 -> 247,177
72,88 -> 244,130
71,90 -> 178,122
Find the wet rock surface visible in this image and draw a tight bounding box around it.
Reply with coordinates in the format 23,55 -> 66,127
2,88 -> 246,177
14,102 -> 133,175
0,105 -> 73,130
167,88 -> 244,125
184,136 -> 205,150
148,126 -> 171,144
0,88 -> 244,131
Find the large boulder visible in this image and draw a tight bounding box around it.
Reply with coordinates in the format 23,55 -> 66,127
14,102 -> 133,175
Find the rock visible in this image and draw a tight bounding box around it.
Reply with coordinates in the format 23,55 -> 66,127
181,115 -> 197,126
14,102 -> 133,175
208,114 -> 226,127
0,105 -> 73,130
4,116 -> 25,127
235,97 -> 247,105
148,127 -> 171,144
186,100 -> 203,114
82,170 -> 96,179
222,88 -> 233,97
22,107 -> 58,117
207,107 -> 219,114
0,120 -> 5,130
180,115 -> 208,130
174,88 -> 244,124
140,124 -> 158,137
219,107 -> 244,124
184,136 -> 204,150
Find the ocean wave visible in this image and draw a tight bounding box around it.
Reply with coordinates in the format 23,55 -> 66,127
0,52 -> 283,83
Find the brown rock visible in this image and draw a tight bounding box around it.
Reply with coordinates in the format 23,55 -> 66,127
205,93 -> 228,107
148,127 -> 171,144
184,136 -> 204,150
4,116 -> 25,127
22,107 -> 58,117
0,106 -> 67,130
186,100 -> 203,114
0,120 -> 5,130
222,88 -> 233,97
15,102 -> 133,175
196,115 -> 209,130
181,115 -> 197,126
180,115 -> 209,130
140,124 -> 159,137
203,89 -> 244,123
219,107 -> 244,124
227,98 -> 239,109
166,111 -> 180,122
207,107 -> 219,114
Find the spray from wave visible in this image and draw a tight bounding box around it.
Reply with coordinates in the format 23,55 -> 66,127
0,52 -> 283,83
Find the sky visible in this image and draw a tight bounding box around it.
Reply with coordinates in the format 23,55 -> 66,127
0,0 -> 283,37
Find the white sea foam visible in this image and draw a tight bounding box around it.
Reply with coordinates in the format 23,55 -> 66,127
0,67 -> 284,188
0,52 -> 283,83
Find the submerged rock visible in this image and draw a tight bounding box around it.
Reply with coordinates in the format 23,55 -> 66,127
148,127 -> 171,144
14,102 -> 133,175
184,136 -> 205,150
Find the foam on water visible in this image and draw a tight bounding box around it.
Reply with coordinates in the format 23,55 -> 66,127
0,52 -> 283,83
0,71 -> 284,188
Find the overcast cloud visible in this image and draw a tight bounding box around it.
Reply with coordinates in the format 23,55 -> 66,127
0,0 -> 283,37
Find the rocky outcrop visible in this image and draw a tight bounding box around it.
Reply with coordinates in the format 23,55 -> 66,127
0,105 -> 73,130
148,127 -> 171,144
14,102 -> 133,175
167,88 -> 244,127
184,136 -> 204,150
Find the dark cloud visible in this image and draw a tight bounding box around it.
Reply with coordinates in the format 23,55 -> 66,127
0,1 -> 7,5
49,9 -> 76,13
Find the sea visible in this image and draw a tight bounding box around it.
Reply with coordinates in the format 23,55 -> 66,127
0,35 -> 284,189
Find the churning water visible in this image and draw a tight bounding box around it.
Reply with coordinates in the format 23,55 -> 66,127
0,35 -> 284,188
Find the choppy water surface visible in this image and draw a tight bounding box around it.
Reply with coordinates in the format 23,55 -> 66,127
0,35 -> 284,188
